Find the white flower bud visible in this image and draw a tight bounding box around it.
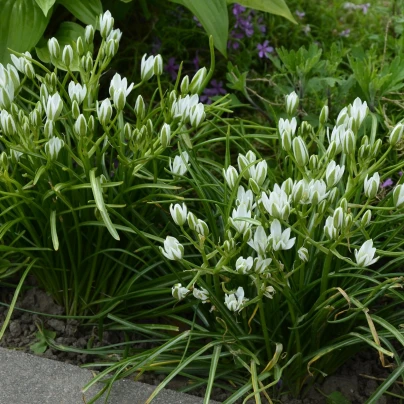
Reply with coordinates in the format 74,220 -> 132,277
180,75 -> 189,95
169,203 -> 187,226
99,10 -> 114,39
153,54 -> 163,76
169,151 -> 189,176
187,211 -> 198,230
195,219 -> 209,236
393,184 -> 404,208
84,25 -> 94,44
389,123 -> 404,146
159,123 -> 171,148
319,105 -> 329,125
342,129 -> 355,155
68,82 -> 87,105
364,172 -> 380,199
361,210 -> 372,227
71,100 -> 80,120
223,166 -> 238,189
97,99 -> 112,126
76,37 -> 84,57
189,67 -> 207,94
141,54 -> 155,82
74,114 -> 87,137
62,45 -> 73,68
189,103 -> 205,128
48,38 -> 60,59
324,216 -> 338,240
292,136 -> 309,167
106,39 -> 118,58
333,207 -> 345,229
44,120 -> 54,137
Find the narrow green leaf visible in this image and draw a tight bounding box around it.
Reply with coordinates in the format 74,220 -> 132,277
34,0 -> 56,16
204,345 -> 222,404
50,210 -> 59,251
33,166 -> 47,185
170,0 -> 228,56
228,0 -> 296,24
58,0 -> 102,25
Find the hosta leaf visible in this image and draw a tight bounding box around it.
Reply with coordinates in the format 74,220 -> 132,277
58,0 -> 102,26
227,0 -> 296,24
0,0 -> 51,64
34,0 -> 56,16
170,0 -> 228,57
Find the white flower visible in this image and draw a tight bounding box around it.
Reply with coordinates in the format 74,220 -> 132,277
68,82 -> 87,105
45,136 -> 64,161
247,226 -> 269,256
349,97 -> 368,129
172,283 -> 189,300
279,117 -> 297,151
106,28 -> 122,43
170,203 -> 188,226
99,10 -> 114,38
354,239 -> 379,267
189,103 -> 205,128
109,73 -> 134,110
285,91 -> 299,116
171,94 -> 199,121
160,236 -> 184,260
0,110 -> 16,136
11,52 -> 35,78
169,151 -> 190,176
249,160 -> 267,187
141,54 -> 155,81
308,179 -> 329,205
223,165 -> 238,189
324,216 -> 338,240
97,98 -> 113,126
292,179 -> 309,204
393,184 -> 404,208
269,219 -> 295,251
237,151 -> 256,178
195,219 -> 209,236
224,287 -> 248,312
235,256 -> 254,274
325,161 -> 345,188
254,256 -> 272,274
236,186 -> 255,210
364,172 -> 380,199
193,287 -> 209,303
46,93 -> 63,121
297,247 -> 309,262
230,203 -> 252,235
261,184 -> 290,220
327,125 -> 345,154
263,285 -> 275,299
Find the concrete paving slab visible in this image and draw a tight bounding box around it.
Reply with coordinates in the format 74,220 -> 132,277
0,347 -> 219,403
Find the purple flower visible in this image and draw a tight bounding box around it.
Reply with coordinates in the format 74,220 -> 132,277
236,15 -> 254,37
360,3 -> 371,14
257,17 -> 267,34
193,53 -> 199,71
165,57 -> 180,81
228,31 -> 245,50
400,171 -> 403,177
295,10 -> 305,19
257,40 -> 273,59
200,80 -> 226,104
381,178 -> 394,188
339,29 -> 351,37
233,4 -> 246,15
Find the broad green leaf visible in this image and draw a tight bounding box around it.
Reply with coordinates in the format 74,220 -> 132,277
34,0 -> 56,16
0,0 -> 51,64
36,22 -> 84,71
58,0 -> 102,26
170,0 -> 228,57
227,0 -> 296,24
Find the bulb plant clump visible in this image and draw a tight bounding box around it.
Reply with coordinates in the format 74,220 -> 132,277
159,90 -> 404,395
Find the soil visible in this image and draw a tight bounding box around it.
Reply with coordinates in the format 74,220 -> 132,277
0,285 -> 401,403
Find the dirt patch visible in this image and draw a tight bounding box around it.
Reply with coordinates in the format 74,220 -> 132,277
0,286 -> 401,403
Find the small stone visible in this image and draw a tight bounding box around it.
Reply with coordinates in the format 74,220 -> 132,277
9,321 -> 22,337
48,319 -> 65,333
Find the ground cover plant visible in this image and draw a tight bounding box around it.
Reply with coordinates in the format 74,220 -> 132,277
0,3 -> 404,403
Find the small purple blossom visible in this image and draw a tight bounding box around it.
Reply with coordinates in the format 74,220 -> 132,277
257,17 -> 267,34
295,10 -> 305,19
381,178 -> 394,188
233,4 -> 246,15
360,3 -> 371,14
236,15 -> 254,37
228,30 -> 245,50
200,80 -> 226,104
257,40 -> 274,59
164,57 -> 180,81
400,171 -> 403,176
339,29 -> 351,37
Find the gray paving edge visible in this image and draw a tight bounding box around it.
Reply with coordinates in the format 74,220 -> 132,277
0,347 -> 220,404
